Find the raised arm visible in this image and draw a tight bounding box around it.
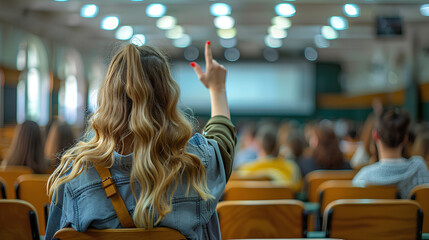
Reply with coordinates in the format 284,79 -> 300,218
190,41 -> 230,119
191,41 -> 236,179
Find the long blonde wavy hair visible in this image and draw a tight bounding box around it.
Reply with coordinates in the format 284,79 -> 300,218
48,44 -> 212,228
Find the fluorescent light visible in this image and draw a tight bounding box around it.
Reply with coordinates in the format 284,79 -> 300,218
210,3 -> 231,16
55,0 -> 68,2
214,16 -> 235,29
115,26 -> 134,40
101,16 -> 119,30
130,34 -> 146,46
271,16 -> 291,29
165,26 -> 184,39
275,3 -> 296,17
421,4 -> 429,16
330,16 -> 348,30
264,35 -> 282,48
263,48 -> 279,62
146,3 -> 166,18
268,25 -> 287,39
217,28 -> 236,39
173,34 -> 191,48
344,4 -> 360,17
81,4 -> 98,18
321,26 -> 338,40
184,46 -> 199,61
156,16 -> 177,30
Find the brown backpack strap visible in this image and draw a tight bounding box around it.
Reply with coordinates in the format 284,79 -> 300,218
94,165 -> 136,228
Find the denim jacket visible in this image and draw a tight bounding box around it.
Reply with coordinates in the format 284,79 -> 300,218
45,133 -> 227,240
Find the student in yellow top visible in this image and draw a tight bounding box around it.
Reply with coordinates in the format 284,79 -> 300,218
237,124 -> 301,191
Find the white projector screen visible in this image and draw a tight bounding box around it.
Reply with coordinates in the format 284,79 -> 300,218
171,60 -> 315,115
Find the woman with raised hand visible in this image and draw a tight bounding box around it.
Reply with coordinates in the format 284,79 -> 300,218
45,41 -> 235,240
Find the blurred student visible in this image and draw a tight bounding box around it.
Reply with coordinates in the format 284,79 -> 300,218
2,120 -> 48,173
350,98 -> 383,169
298,125 -> 351,177
44,120 -> 76,172
45,42 -> 236,240
238,125 -> 301,191
412,131 -> 429,166
353,109 -> 429,199
233,122 -> 258,169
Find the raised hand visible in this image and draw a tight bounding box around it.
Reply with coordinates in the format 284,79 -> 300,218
190,41 -> 227,92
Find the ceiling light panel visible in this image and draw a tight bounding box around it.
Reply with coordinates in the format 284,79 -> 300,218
115,26 -> 134,40
146,4 -> 166,18
344,4 -> 360,17
214,16 -> 235,29
271,16 -> 291,29
130,34 -> 146,46
80,4 -> 98,18
156,16 -> 177,30
210,3 -> 231,16
275,3 -> 296,17
330,16 -> 348,30
101,16 -> 119,30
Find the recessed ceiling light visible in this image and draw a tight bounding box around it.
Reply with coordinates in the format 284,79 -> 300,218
271,16 -> 291,29
115,26 -> 134,40
304,47 -> 318,61
275,3 -> 296,17
173,34 -> 192,48
54,0 -> 68,2
263,48 -> 279,62
156,16 -> 177,30
80,4 -> 98,18
224,48 -> 240,62
130,34 -> 146,46
330,16 -> 348,30
220,38 -> 237,48
344,4 -> 360,17
217,28 -> 237,39
166,26 -> 184,39
264,35 -> 282,48
321,26 -> 338,40
314,34 -> 330,48
210,3 -> 231,16
420,4 -> 429,16
101,16 -> 119,30
268,25 -> 287,39
214,16 -> 235,29
146,3 -> 166,18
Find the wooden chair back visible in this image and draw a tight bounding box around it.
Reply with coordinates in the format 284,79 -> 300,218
0,199 -> 40,240
53,227 -> 187,240
323,199 -> 423,240
217,200 -> 306,239
410,184 -> 429,233
318,180 -> 398,213
0,166 -> 33,199
224,181 -> 294,200
229,172 -> 271,181
16,174 -> 50,235
305,170 -> 356,202
0,177 -> 6,198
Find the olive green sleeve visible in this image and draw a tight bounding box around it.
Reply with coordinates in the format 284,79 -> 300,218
203,115 -> 236,180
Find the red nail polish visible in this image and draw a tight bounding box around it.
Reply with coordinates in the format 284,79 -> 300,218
190,62 -> 195,67
207,41 -> 211,45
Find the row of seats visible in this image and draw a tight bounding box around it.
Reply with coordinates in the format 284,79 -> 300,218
0,198 -> 422,240
1,166 -> 428,239
217,199 -> 422,240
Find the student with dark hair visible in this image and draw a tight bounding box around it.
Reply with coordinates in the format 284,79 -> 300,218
298,125 -> 351,177
2,120 -> 48,173
353,109 -> 429,198
44,120 -> 76,172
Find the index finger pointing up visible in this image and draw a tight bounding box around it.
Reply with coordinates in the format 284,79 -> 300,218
205,41 -> 213,66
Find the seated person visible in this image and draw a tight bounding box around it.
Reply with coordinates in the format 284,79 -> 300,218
45,42 -> 236,240
237,124 -> 301,191
353,109 -> 429,199
298,125 -> 351,177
